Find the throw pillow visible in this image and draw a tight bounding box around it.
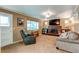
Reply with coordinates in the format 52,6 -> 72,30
59,32 -> 68,39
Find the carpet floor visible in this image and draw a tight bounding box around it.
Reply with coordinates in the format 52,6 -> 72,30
1,35 -> 67,53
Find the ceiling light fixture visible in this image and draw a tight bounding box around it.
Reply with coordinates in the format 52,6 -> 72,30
42,9 -> 54,18
65,20 -> 69,24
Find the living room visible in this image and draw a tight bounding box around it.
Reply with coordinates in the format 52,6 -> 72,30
0,5 -> 79,53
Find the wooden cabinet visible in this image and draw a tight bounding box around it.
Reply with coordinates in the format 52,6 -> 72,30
31,31 -> 39,37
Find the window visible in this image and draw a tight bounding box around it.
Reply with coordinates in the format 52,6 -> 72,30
0,15 -> 10,26
27,21 -> 39,30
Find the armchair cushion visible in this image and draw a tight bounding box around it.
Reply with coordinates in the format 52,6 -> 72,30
20,30 -> 36,45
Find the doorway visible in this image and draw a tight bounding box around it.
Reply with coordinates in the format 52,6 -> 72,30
0,12 -> 13,47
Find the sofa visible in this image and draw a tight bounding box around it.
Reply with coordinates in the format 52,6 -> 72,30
56,31 -> 79,53
20,30 -> 36,45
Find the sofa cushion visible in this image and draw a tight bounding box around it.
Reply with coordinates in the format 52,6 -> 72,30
25,32 -> 32,36
58,38 -> 79,44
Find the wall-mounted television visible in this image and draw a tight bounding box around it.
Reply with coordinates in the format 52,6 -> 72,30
49,19 -> 60,25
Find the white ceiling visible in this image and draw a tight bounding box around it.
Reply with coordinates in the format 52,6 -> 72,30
0,5 -> 78,19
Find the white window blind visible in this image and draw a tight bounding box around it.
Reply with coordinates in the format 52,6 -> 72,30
0,15 -> 10,26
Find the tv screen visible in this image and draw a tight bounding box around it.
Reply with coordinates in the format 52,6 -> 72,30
49,19 -> 60,25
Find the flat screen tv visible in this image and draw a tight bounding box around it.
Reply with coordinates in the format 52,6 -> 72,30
49,19 -> 60,25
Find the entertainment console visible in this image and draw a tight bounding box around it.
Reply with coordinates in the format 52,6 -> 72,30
47,25 -> 62,36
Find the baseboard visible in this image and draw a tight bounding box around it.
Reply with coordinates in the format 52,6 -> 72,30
13,40 -> 23,44
1,40 -> 23,48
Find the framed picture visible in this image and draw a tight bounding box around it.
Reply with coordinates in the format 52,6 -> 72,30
17,18 -> 24,26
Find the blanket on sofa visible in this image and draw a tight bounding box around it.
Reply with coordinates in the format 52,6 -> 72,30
58,31 -> 79,40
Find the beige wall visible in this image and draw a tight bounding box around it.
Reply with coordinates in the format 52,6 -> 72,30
68,23 -> 79,33
40,20 -> 49,28
39,20 -> 44,34
0,48 -> 1,53
60,18 -> 79,33
0,8 -> 40,43
60,19 -> 65,29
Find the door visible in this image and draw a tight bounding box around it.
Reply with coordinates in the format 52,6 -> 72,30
0,12 -> 13,47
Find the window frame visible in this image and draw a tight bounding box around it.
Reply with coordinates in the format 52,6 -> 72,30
0,13 -> 11,27
27,20 -> 39,30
